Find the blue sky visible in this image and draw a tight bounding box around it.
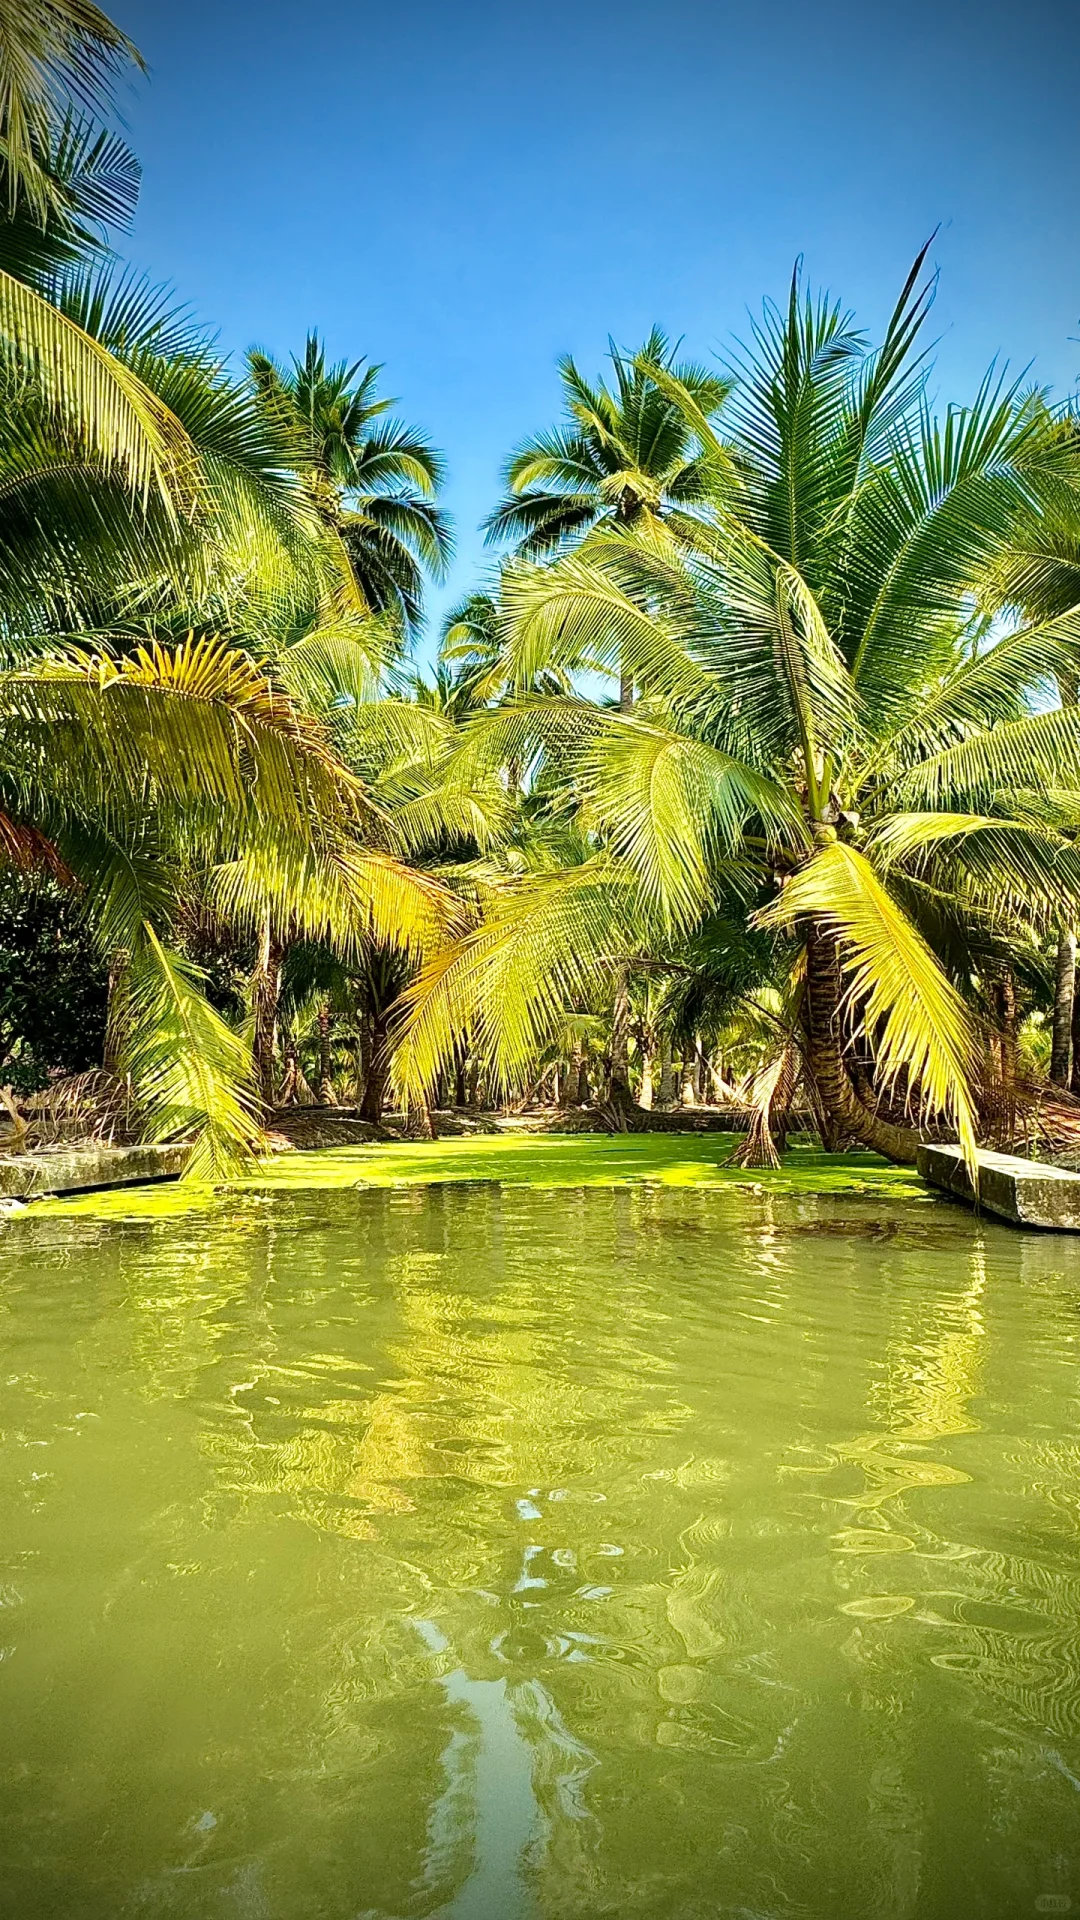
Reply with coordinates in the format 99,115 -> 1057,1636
120,0 -> 1079,656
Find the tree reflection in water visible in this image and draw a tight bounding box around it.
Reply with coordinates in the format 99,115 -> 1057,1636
1,1184 -> 1079,1917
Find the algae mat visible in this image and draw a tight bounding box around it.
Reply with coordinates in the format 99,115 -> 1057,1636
31,1131 -> 925,1222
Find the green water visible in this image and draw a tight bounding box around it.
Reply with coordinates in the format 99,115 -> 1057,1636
2,1182 -> 1080,1918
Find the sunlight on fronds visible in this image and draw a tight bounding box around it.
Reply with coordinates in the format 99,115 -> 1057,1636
275,617 -> 397,713
893,702 -> 1080,813
392,861 -> 639,1100
0,270 -> 198,511
760,841 -> 977,1159
1,633 -> 351,829
495,549 -> 713,703
209,840 -> 458,961
582,715 -> 804,929
120,928 -> 260,1178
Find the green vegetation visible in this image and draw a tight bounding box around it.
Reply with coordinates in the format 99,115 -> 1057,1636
3,5 -> 1080,1183
35,1131 -> 925,1221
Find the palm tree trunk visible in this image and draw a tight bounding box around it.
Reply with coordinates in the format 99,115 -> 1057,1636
1071,988 -> 1080,1098
804,921 -> 918,1163
993,967 -> 1018,1085
658,1037 -> 674,1107
316,1001 -> 337,1105
359,1009 -> 390,1124
279,1034 -> 300,1107
1052,930 -> 1076,1088
252,918 -> 284,1114
680,1058 -> 696,1107
576,1057 -> 591,1106
102,948 -> 130,1077
619,668 -> 633,714
638,1039 -> 654,1109
607,969 -> 636,1113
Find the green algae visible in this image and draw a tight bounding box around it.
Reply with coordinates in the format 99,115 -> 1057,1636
27,1130 -> 926,1223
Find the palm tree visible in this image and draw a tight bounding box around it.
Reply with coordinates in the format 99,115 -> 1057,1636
394,251 -> 1080,1166
484,329 -> 733,711
0,7 -> 460,1166
0,1 -> 202,516
248,335 -> 451,637
0,0 -> 140,227
485,327 -> 733,558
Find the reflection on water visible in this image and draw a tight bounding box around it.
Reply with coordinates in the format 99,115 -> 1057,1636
2,1183 -> 1080,1916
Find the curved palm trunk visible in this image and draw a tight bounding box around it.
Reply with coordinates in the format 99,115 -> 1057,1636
804,921 -> 918,1164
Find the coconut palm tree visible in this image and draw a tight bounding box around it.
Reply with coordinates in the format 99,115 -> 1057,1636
247,335 -> 451,637
484,330 -> 734,709
0,1 -> 202,516
0,7 -> 459,1167
484,327 -> 733,558
394,252 -> 1080,1165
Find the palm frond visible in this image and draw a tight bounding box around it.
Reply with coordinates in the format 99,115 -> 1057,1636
120,927 -> 260,1178
760,840 -> 977,1156
0,268 -> 199,512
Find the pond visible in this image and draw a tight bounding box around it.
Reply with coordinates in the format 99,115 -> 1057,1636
1,1180 -> 1079,1918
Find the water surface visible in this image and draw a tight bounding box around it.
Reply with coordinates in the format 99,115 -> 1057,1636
2,1182 -> 1080,1917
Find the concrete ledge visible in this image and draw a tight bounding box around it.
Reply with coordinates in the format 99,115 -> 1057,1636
0,1143 -> 188,1200
917,1143 -> 1080,1231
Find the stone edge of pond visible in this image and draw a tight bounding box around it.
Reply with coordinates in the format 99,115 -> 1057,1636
0,1142 -> 189,1200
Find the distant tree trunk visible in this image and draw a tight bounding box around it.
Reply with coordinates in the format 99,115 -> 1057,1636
279,1034 -> 302,1107
404,1097 -> 436,1139
359,1009 -> 390,1124
577,1057 -> 591,1106
252,919 -> 284,1114
680,1057 -> 696,1107
454,1053 -> 468,1108
990,966 -> 1020,1145
658,1037 -> 674,1107
804,920 -> 917,1163
316,1002 -> 337,1105
607,970 -> 636,1113
562,1045 -> 581,1107
102,949 -> 130,1077
1052,930 -> 1076,1088
993,967 -> 1018,1084
638,1038 -> 654,1109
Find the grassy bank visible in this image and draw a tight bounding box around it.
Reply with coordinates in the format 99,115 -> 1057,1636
32,1131 -> 926,1221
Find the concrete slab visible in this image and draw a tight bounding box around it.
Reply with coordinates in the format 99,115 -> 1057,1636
0,1143 -> 188,1200
917,1143 -> 1080,1231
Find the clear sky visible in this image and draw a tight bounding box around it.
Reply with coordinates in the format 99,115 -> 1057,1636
119,0 -> 1079,656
